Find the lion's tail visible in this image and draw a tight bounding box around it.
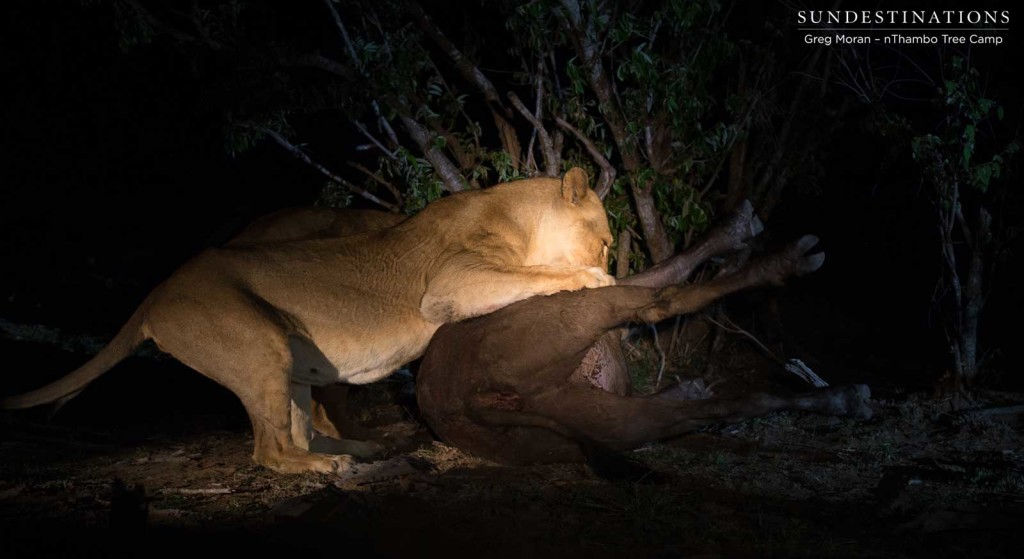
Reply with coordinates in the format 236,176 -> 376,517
1,301 -> 149,410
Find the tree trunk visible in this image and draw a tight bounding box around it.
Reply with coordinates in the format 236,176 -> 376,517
557,0 -> 673,263
958,206 -> 990,385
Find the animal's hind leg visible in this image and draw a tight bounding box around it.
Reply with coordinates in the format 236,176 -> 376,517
632,235 -> 825,325
145,289 -> 352,475
527,383 -> 871,451
237,366 -> 355,474
622,199 -> 764,289
572,200 -> 765,392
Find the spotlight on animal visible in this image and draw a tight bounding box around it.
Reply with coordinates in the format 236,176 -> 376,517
2,169 -> 616,475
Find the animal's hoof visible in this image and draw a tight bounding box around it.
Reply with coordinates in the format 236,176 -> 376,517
725,199 -> 764,243
852,384 -> 873,419
841,384 -> 873,420
785,235 -> 825,277
798,252 -> 826,275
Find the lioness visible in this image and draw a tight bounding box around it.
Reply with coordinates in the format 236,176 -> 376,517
2,168 -> 615,474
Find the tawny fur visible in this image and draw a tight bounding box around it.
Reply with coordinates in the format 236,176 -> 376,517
2,168 -> 615,475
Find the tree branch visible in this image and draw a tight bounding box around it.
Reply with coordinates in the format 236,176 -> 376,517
615,229 -> 631,278
352,119 -> 398,161
508,91 -> 558,177
399,116 -> 469,192
406,0 -> 509,117
347,160 -> 403,203
419,102 -> 476,172
555,116 -> 615,199
405,0 -> 520,170
261,128 -> 401,212
295,58 -> 466,192
557,0 -> 635,166
319,2 -> 466,192
324,0 -> 403,154
556,0 -> 673,262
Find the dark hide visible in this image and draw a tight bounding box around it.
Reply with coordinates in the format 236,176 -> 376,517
416,234 -> 872,465
567,200 -> 765,394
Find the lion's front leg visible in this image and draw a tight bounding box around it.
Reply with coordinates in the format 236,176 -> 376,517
421,262 -> 615,323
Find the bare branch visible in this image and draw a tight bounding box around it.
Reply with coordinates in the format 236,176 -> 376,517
556,0 -> 635,166
296,42 -> 466,192
524,134 -> 537,175
552,129 -> 564,171
406,0 -> 509,117
556,0 -> 673,262
260,128 -> 401,213
644,92 -> 656,165
371,102 -> 401,149
323,0 -> 403,157
496,116 -> 522,174
955,204 -> 976,247
352,120 -> 397,161
508,92 -> 558,177
399,116 -> 469,192
402,1 -> 520,168
615,229 -> 631,279
323,0 -> 360,65
347,160 -> 403,203
706,315 -> 784,365
555,116 -> 615,199
292,52 -> 360,81
417,103 -> 475,171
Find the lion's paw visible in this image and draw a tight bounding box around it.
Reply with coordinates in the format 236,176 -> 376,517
327,454 -> 357,475
580,267 -> 616,288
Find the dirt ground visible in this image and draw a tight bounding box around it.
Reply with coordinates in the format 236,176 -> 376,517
2,339 -> 1023,558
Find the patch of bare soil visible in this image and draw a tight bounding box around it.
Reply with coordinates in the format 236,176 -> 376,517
2,340 -> 1023,558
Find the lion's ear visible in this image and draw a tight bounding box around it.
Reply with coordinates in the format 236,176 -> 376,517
561,167 -> 590,205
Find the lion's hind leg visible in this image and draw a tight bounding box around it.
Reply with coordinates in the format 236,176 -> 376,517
224,347 -> 358,474
145,287 -> 354,475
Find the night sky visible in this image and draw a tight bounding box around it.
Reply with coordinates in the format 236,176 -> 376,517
1,0 -> 1022,401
